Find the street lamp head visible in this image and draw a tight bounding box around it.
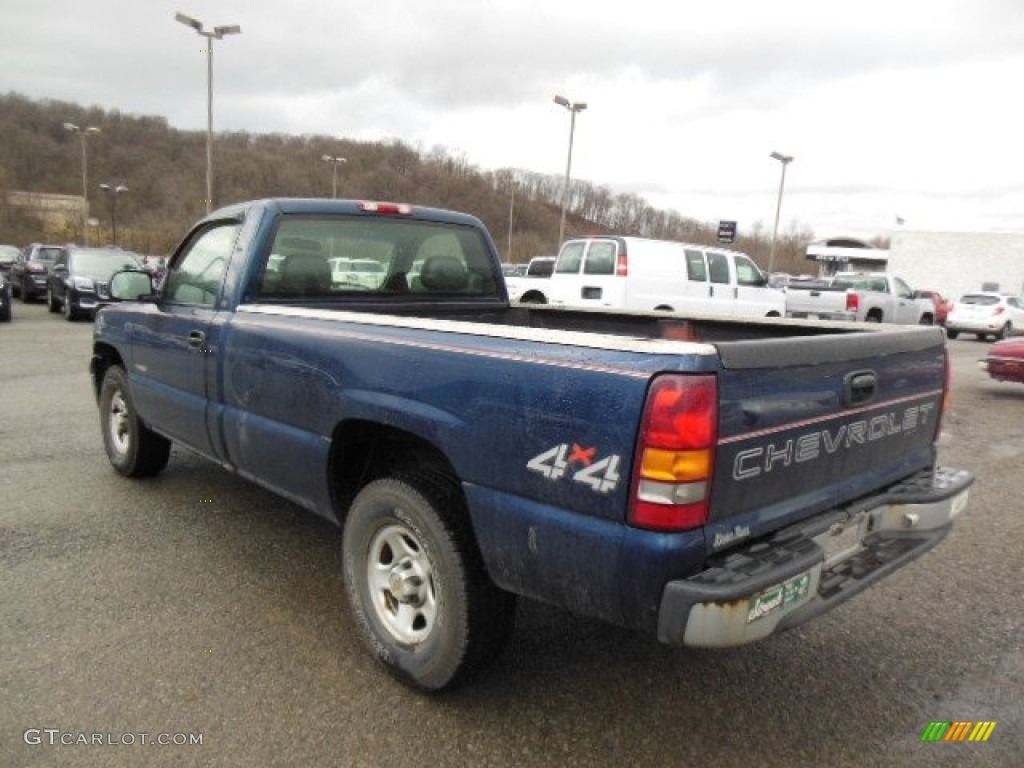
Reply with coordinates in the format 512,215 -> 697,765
321,154 -> 347,164
63,122 -> 79,132
554,95 -> 587,112
214,24 -> 242,37
770,151 -> 794,164
175,12 -> 203,32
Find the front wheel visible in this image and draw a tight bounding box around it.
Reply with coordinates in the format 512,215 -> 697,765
342,474 -> 517,692
99,366 -> 171,477
63,291 -> 79,321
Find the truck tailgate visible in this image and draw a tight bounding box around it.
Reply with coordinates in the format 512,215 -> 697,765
706,327 -> 946,552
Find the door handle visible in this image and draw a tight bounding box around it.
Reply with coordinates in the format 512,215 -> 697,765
188,330 -> 206,349
844,370 -> 877,407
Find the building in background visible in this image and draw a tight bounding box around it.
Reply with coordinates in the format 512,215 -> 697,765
804,238 -> 889,277
886,230 -> 1024,301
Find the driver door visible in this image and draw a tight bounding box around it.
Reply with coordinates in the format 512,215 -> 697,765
129,222 -> 240,460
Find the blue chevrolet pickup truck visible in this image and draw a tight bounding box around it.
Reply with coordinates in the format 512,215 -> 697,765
91,198 -> 973,691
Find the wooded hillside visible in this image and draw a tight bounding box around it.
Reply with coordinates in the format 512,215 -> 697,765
0,92 -> 816,271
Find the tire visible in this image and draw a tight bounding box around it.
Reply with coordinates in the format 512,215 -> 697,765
519,292 -> 547,304
63,291 -> 79,322
47,286 -> 60,313
976,333 -> 988,342
865,311 -> 882,323
0,295 -> 10,322
342,474 -> 517,692
946,330 -> 959,340
21,278 -> 33,303
99,366 -> 171,477
919,313 -> 934,326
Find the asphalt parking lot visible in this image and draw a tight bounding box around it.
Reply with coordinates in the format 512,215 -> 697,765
2,301 -> 1021,767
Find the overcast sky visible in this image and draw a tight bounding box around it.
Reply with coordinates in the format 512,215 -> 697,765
3,0 -> 1023,239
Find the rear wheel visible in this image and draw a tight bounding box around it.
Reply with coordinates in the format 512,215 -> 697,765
945,330 -> 959,340
342,474 -> 517,692
99,366 -> 171,477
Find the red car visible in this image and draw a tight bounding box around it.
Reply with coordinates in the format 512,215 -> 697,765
981,338 -> 1024,383
914,289 -> 952,326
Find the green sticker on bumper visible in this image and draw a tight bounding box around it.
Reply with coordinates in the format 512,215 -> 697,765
747,573 -> 811,623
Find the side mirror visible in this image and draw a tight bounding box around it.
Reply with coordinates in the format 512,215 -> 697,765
109,270 -> 156,301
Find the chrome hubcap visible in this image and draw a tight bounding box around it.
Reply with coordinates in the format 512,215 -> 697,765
108,390 -> 131,455
367,523 -> 436,645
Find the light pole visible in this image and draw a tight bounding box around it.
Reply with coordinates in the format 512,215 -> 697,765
98,184 -> 128,245
507,181 -> 516,261
553,94 -> 586,250
321,155 -> 347,198
64,122 -> 100,244
768,151 -> 793,274
175,12 -> 241,215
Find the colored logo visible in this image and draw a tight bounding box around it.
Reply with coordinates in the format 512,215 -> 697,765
920,721 -> 997,742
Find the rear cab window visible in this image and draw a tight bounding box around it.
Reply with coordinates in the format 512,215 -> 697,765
255,215 -> 498,300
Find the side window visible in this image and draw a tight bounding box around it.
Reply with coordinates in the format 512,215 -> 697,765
685,250 -> 707,282
583,242 -> 616,275
555,242 -> 585,274
164,223 -> 240,306
734,254 -> 766,286
893,278 -> 912,298
707,252 -> 731,285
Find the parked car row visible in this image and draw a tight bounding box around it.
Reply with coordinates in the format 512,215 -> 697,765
0,241 -> 149,322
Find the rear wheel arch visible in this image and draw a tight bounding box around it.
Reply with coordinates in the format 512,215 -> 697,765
328,420 -> 462,522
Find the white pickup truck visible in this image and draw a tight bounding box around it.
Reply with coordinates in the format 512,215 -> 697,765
504,256 -> 555,304
785,272 -> 937,325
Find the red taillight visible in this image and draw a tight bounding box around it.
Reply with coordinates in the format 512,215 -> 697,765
616,252 -> 628,276
358,201 -> 413,215
994,306 -> 1006,315
846,291 -> 860,312
629,374 -> 717,532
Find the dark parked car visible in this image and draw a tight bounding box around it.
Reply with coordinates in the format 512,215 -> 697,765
0,244 -> 20,278
980,338 -> 1024,384
11,243 -> 67,302
0,273 -> 12,322
47,246 -> 141,321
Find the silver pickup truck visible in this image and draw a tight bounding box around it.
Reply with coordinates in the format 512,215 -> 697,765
786,272 -> 937,325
